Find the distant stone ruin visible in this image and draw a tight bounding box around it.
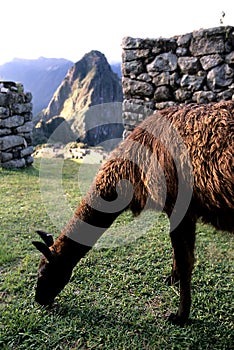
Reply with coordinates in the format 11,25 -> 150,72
0,82 -> 34,168
122,26 -> 234,135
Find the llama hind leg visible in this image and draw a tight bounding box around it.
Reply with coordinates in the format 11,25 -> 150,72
168,218 -> 196,325
165,250 -> 180,286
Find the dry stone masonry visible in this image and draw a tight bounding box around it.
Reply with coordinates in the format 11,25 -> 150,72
0,82 -> 34,168
122,26 -> 234,134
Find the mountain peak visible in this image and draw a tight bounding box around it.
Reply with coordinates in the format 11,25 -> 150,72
36,51 -> 123,149
84,50 -> 107,60
66,50 -> 112,83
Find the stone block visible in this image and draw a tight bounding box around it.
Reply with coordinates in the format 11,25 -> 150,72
178,57 -> 201,74
0,106 -> 9,117
153,72 -> 170,86
2,158 -> 26,169
200,54 -> 223,70
190,34 -> 224,56
1,152 -> 13,162
175,89 -> 192,102
20,146 -> 34,158
122,61 -> 144,77
137,73 -> 152,83
11,102 -> 33,114
217,90 -> 233,101
1,115 -> 24,128
0,129 -> 11,136
122,49 -> 151,62
154,86 -> 172,102
192,91 -> 215,103
1,135 -> 25,151
26,156 -> 34,166
147,53 -> 178,72
207,64 -> 233,90
177,33 -> 192,47
122,37 -> 154,49
16,121 -> 33,133
180,74 -> 205,92
122,78 -> 154,97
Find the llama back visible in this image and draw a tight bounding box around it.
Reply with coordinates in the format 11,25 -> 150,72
95,100 -> 234,231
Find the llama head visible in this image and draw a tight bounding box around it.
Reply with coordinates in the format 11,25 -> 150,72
32,231 -> 73,305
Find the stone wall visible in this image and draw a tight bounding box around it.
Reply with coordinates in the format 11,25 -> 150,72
0,82 -> 34,168
122,26 -> 234,134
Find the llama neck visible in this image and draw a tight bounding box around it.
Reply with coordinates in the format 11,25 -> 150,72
52,233 -> 91,267
54,162 -> 134,258
60,186 -> 123,250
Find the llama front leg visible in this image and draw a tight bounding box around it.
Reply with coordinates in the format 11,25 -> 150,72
168,218 -> 196,325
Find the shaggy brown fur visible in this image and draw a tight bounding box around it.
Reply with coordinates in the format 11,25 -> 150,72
33,100 -> 234,325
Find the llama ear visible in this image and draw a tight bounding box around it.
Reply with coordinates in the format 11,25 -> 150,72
35,230 -> 54,247
32,241 -> 53,262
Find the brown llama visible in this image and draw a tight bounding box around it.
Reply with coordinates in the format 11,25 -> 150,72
32,100 -> 234,325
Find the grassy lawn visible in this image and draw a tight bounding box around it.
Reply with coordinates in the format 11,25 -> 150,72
0,159 -> 233,349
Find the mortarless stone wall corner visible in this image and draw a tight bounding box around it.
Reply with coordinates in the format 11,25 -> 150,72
0,82 -> 34,169
122,26 -> 234,136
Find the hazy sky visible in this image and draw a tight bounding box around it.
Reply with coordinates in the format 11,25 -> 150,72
0,0 -> 233,65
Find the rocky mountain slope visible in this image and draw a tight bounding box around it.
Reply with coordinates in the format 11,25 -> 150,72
35,51 -> 123,149
0,57 -> 73,114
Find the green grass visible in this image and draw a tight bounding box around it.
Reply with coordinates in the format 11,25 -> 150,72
0,159 -> 233,349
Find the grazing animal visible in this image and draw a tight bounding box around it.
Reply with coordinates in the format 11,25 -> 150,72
33,100 -> 234,325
